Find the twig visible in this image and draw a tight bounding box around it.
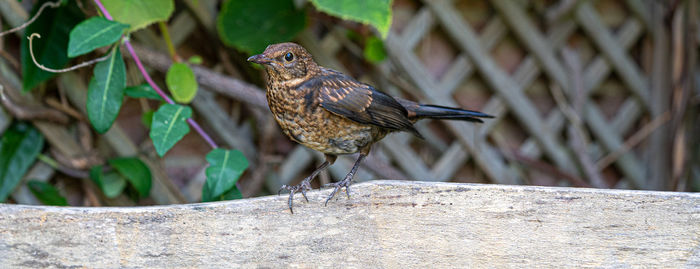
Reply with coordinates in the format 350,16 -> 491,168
0,85 -> 70,124
158,21 -> 179,62
82,180 -> 102,206
28,33 -> 111,73
38,153 -> 92,179
45,98 -> 86,121
596,111 -> 671,170
0,0 -> 61,37
549,83 -> 589,143
0,49 -> 20,71
50,147 -> 102,171
77,121 -> 94,152
559,48 -> 607,188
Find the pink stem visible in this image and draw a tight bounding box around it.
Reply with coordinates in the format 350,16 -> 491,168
94,0 -> 218,149
92,0 -> 112,20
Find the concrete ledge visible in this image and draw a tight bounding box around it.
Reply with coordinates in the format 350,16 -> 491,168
1,181 -> 699,267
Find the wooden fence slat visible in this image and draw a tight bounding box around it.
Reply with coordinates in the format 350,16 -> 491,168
576,3 -> 651,110
401,7 -> 435,50
381,135 -> 433,181
493,0 -> 571,90
585,106 -> 645,187
430,142 -> 470,181
1,181 -> 698,268
266,146 -> 315,190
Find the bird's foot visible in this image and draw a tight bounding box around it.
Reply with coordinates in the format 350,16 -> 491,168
278,179 -> 312,214
323,177 -> 352,206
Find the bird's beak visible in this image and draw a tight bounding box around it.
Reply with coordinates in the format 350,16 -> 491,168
247,54 -> 272,65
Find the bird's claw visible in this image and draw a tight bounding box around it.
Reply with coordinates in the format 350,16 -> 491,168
323,178 -> 352,206
278,180 -> 312,214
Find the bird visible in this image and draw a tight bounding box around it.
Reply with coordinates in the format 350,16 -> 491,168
248,42 -> 492,213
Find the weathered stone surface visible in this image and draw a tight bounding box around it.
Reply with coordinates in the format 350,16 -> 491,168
1,181 -> 698,268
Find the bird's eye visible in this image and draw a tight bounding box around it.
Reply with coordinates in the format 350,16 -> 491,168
284,52 -> 294,62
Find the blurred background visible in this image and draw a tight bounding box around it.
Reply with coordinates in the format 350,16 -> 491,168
0,0 -> 697,207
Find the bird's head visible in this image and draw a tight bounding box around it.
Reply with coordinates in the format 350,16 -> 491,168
247,42 -> 318,82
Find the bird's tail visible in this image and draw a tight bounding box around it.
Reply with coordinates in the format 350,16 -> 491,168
396,98 -> 493,123
411,104 -> 493,123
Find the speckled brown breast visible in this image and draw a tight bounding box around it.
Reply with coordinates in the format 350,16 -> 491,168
266,82 -> 386,155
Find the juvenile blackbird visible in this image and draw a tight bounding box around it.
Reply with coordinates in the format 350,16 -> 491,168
248,42 -> 492,213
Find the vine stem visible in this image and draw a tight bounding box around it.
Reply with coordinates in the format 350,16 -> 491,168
0,0 -> 61,37
93,0 -> 218,149
158,22 -> 178,62
28,33 -> 112,73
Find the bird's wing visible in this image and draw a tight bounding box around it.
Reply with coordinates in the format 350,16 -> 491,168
301,72 -> 419,135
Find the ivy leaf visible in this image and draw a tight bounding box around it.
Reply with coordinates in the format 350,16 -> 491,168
141,110 -> 155,128
221,186 -> 243,200
67,17 -> 129,57
0,122 -> 44,202
166,63 -> 198,104
217,0 -> 306,54
20,0 -> 84,91
202,149 -> 248,202
86,49 -> 126,133
310,0 -> 393,38
109,157 -> 151,198
90,165 -> 127,198
149,104 -> 192,156
202,185 -> 243,203
27,181 -> 68,206
125,84 -> 164,101
363,36 -> 387,63
101,0 -> 174,32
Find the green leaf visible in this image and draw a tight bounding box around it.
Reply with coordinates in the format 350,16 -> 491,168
221,186 -> 243,200
363,36 -> 387,63
67,17 -> 129,57
108,157 -> 151,198
217,0 -> 306,54
0,122 -> 44,202
101,0 -> 174,32
87,49 -> 126,133
90,165 -> 127,198
20,0 -> 84,91
187,55 -> 203,65
202,185 -> 242,202
141,110 -> 155,128
125,84 -> 164,101
202,149 -> 248,201
311,0 -> 393,38
27,181 -> 68,206
166,63 -> 198,104
149,104 -> 192,156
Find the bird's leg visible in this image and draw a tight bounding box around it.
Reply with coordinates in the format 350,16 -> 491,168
324,153 -> 367,206
279,155 -> 336,213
